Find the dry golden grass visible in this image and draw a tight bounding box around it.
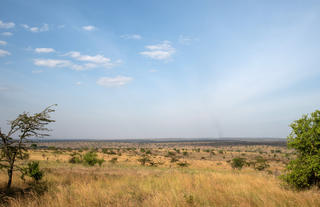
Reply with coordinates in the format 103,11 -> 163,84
0,145 -> 319,207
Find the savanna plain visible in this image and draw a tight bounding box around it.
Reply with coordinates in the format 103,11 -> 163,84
1,139 -> 320,207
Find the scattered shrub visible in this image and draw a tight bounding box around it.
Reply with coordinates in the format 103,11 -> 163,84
231,157 -> 246,170
83,152 -> 104,166
23,161 -> 44,182
177,161 -> 190,167
253,156 -> 270,171
109,157 -> 118,164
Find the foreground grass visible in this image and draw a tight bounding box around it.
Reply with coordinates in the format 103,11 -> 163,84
1,163 -> 320,207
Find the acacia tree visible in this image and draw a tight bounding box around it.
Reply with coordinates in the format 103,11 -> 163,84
0,105 -> 56,191
282,109 -> 320,189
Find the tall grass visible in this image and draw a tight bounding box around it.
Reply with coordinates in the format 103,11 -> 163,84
2,164 -> 320,207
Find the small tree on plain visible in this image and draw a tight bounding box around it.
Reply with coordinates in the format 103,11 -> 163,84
0,105 -> 56,191
282,110 -> 320,189
231,157 -> 246,170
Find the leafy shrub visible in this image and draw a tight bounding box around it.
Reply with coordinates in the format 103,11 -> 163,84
177,161 -> 190,167
231,157 -> 246,170
166,151 -> 176,157
83,152 -> 104,166
183,151 -> 188,156
253,156 -> 270,171
23,161 -> 44,182
109,157 -> 118,164
137,156 -> 151,166
282,110 -> 320,189
170,156 -> 179,163
69,153 -> 82,164
30,143 -> 38,149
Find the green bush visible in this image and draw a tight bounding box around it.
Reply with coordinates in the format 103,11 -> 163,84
177,161 -> 190,167
253,156 -> 270,171
282,110 -> 320,189
69,153 -> 82,164
231,157 -> 246,170
83,152 -> 104,166
23,161 -> 44,182
109,157 -> 118,164
137,155 -> 151,166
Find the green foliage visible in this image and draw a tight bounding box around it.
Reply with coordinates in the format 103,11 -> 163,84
30,143 -> 38,149
177,161 -> 190,167
137,155 -> 151,166
23,161 -> 44,182
282,110 -> 320,189
83,151 -> 104,166
231,157 -> 246,170
0,105 -> 56,191
170,156 -> 179,163
253,156 -> 270,171
140,148 -> 145,153
69,153 -> 83,164
109,157 -> 118,164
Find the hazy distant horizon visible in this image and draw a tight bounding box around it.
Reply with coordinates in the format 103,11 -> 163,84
1,0 -> 319,139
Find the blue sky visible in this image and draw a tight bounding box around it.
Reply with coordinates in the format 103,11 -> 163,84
0,0 -> 320,139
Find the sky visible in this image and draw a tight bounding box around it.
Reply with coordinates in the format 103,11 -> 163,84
0,0 -> 320,139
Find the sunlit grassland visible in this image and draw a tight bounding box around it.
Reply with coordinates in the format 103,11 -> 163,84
1,144 -> 320,207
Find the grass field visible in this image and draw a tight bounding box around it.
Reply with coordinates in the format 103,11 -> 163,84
1,140 -> 319,207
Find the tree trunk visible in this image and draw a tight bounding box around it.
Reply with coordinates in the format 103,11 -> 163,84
6,162 -> 14,192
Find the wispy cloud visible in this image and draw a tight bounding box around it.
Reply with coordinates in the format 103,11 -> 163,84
0,49 -> 10,57
34,58 -> 101,71
76,81 -> 82,85
34,59 -> 70,68
149,69 -> 158,73
31,69 -> 43,74
35,48 -> 55,53
178,35 -> 198,45
64,51 -> 118,68
0,20 -> 15,29
97,76 -> 133,87
1,32 -> 13,36
82,25 -> 96,31
21,24 -> 49,33
120,34 -> 142,40
0,40 -> 7,46
140,40 -> 175,60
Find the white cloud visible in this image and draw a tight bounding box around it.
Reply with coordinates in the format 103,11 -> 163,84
178,35 -> 198,45
140,41 -> 175,60
32,70 -> 43,74
0,49 -> 10,57
65,51 -> 110,64
97,76 -> 133,87
0,40 -> 7,45
76,81 -> 82,85
64,51 -> 117,68
35,48 -> 55,53
21,24 -> 49,33
34,59 -> 70,68
82,25 -> 96,31
34,58 -> 97,71
149,69 -> 158,73
1,32 -> 13,36
121,34 -> 142,40
0,20 -> 15,29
